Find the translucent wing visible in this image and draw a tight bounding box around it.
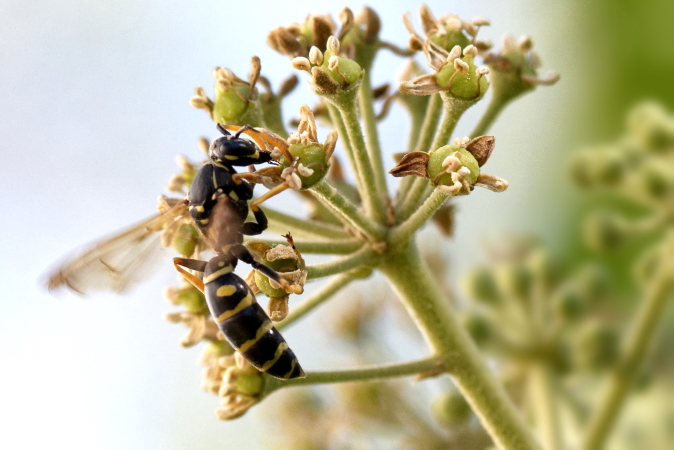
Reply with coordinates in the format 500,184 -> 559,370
45,199 -> 190,296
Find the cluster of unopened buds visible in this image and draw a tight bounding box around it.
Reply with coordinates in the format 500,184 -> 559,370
570,102 -> 674,254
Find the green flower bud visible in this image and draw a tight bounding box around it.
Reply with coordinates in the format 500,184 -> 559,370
552,286 -> 585,321
639,160 -> 674,200
627,102 -> 674,152
322,49 -> 364,87
496,263 -> 533,303
584,211 -> 627,252
461,312 -> 492,346
177,288 -> 208,314
573,321 -> 619,371
171,223 -> 200,257
463,266 -> 501,305
235,373 -> 264,397
428,145 -> 480,187
431,388 -> 473,428
428,20 -> 470,52
570,147 -> 626,188
280,143 -> 331,189
526,249 -> 563,294
213,85 -> 251,123
435,54 -> 489,100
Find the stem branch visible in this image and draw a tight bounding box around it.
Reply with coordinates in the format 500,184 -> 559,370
380,244 -> 541,450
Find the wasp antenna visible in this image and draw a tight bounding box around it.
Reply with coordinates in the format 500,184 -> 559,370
216,123 -> 231,136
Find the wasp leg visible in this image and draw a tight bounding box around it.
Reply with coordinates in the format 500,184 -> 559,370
230,244 -> 302,294
173,257 -> 207,293
249,182 -> 290,211
231,172 -> 264,184
241,204 -> 268,236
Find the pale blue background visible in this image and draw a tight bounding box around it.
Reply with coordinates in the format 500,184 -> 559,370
1,1 -> 582,448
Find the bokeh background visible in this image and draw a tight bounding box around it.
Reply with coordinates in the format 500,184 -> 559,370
2,0 -> 673,449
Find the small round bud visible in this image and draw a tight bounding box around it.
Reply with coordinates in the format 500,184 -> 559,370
461,312 -> 492,346
171,223 -> 200,257
584,211 -> 628,251
496,263 -> 533,303
627,102 -> 674,151
435,53 -> 489,100
551,286 -> 585,321
177,288 -> 208,314
431,388 -> 473,428
428,145 -> 480,186
463,266 -> 501,305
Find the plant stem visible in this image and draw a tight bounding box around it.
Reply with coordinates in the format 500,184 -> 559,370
396,93 -> 444,220
311,179 -> 386,242
306,246 -> 379,281
327,103 -> 365,190
389,189 -> 449,246
249,238 -> 362,255
581,247 -> 674,450
336,98 -> 388,224
277,270 -> 366,331
261,206 -> 351,240
264,355 -> 444,393
380,243 -> 541,450
397,96 -> 474,222
359,72 -> 389,213
470,94 -> 513,137
530,364 -> 563,450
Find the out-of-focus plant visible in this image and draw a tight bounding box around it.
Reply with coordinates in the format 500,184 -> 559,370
164,4 -> 561,450
568,102 -> 674,450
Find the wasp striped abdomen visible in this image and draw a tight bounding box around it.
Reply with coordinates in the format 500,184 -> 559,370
205,260 -> 304,380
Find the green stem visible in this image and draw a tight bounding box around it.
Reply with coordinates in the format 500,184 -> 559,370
396,93 -> 444,220
530,364 -> 563,450
306,246 -> 379,281
470,94 -> 513,137
581,249 -> 674,450
359,72 -> 389,213
389,189 -> 449,246
260,206 -> 350,240
336,97 -> 388,224
277,270 -> 365,331
248,238 -> 362,255
397,96 -> 474,222
311,179 -> 386,242
380,243 -> 541,450
264,355 -> 444,393
327,103 -> 365,190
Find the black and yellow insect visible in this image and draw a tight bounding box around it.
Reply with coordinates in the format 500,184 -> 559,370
46,124 -> 305,380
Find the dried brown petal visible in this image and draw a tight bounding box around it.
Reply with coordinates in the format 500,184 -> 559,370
278,74 -> 299,97
311,66 -> 341,95
358,7 -> 381,44
475,173 -> 509,192
465,135 -> 496,166
399,73 -> 444,96
310,15 -> 335,50
267,28 -> 305,57
389,152 -> 430,178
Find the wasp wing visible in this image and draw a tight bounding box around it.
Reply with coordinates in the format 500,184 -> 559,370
45,199 -> 190,296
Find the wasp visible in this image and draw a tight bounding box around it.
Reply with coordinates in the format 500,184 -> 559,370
47,124 -> 305,380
